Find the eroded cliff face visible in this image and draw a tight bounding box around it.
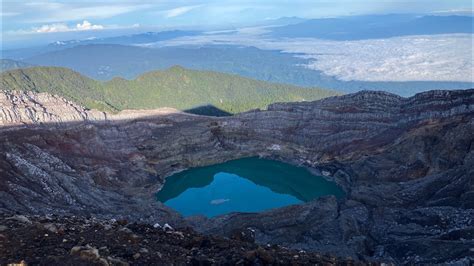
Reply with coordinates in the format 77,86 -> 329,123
0,89 -> 473,264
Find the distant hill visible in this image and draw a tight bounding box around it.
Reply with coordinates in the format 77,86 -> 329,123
1,59 -> 33,72
0,66 -> 339,114
0,30 -> 201,60
22,44 -> 473,96
48,30 -> 201,48
269,15 -> 474,40
24,44 -> 311,81
256,16 -> 307,26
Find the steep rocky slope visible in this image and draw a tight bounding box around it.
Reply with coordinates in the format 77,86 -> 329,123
0,89 -> 473,264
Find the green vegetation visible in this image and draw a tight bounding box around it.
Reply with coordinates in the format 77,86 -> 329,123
0,66 -> 340,114
0,66 -> 116,112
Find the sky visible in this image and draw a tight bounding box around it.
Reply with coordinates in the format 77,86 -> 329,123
1,0 -> 473,48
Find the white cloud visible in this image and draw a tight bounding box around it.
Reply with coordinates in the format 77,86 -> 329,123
164,5 -> 202,18
34,23 -> 69,33
8,21 -> 140,35
34,20 -> 104,33
75,20 -> 104,31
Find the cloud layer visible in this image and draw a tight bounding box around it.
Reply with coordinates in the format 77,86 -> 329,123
290,35 -> 473,82
159,32 -> 473,83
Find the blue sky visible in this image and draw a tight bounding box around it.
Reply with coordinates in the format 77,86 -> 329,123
1,0 -> 473,48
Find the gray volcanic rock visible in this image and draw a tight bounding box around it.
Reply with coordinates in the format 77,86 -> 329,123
0,90 -> 106,125
0,89 -> 473,264
0,90 -> 190,126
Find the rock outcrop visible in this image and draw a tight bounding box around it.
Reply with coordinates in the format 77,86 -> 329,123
0,89 -> 473,264
0,90 -> 189,126
0,90 -> 106,125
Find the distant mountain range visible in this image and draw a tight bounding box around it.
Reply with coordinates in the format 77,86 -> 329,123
257,16 -> 308,26
48,30 -> 201,48
14,44 -> 472,97
269,15 -> 474,40
3,14 -> 472,60
23,44 -> 312,81
0,66 -> 339,114
0,30 -> 201,60
1,14 -> 472,97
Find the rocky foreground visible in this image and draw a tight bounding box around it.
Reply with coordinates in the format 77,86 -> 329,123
0,89 -> 473,264
1,214 -> 364,265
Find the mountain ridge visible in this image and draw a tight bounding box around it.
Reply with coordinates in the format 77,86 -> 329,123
269,14 -> 474,40
17,44 -> 473,96
0,66 -> 340,114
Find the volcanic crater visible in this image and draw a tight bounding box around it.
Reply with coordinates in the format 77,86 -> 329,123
0,89 -> 473,264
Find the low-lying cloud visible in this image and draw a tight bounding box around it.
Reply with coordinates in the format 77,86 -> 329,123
159,32 -> 473,83
290,35 -> 473,83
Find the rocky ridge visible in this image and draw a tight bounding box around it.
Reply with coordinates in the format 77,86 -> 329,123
0,89 -> 473,264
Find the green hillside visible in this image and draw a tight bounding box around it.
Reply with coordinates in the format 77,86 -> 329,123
0,66 -> 340,114
0,66 -> 115,111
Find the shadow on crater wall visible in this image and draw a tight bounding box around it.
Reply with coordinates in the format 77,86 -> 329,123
183,105 -> 233,117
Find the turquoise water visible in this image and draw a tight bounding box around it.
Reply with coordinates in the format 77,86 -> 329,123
156,157 -> 344,217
